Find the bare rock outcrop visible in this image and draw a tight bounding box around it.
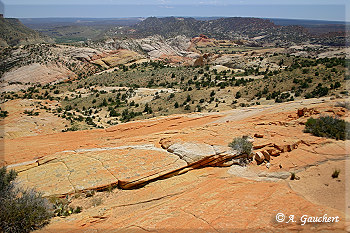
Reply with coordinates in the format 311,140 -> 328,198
93,35 -> 200,59
2,98 -> 348,232
297,107 -> 320,117
1,63 -> 74,85
167,142 -> 217,164
11,140 -> 247,195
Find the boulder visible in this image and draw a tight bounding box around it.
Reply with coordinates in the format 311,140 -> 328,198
212,145 -> 237,155
266,148 -> 281,157
274,144 -> 292,153
261,150 -> 271,161
167,142 -> 216,164
243,135 -> 254,143
255,151 -> 265,164
297,108 -> 307,117
159,138 -> 175,149
166,143 -> 242,168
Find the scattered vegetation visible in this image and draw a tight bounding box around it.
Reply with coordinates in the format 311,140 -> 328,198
304,116 -> 349,140
24,110 -> 40,116
1,35 -> 346,131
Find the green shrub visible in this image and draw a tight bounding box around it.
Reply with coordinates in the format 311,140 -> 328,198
0,109 -> 8,118
304,116 -> 350,140
0,167 -> 52,233
332,169 -> 340,178
228,137 -> 253,155
52,197 -> 82,217
290,172 -> 296,180
235,91 -> 241,99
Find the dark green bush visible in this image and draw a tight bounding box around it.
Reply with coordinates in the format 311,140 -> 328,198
304,116 -> 350,140
235,91 -> 241,99
290,172 -> 296,180
0,167 -> 52,233
332,169 -> 340,178
0,109 -> 8,118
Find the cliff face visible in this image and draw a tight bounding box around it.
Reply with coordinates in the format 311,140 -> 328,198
0,18 -> 46,47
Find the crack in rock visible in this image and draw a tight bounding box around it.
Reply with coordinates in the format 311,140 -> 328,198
181,209 -> 219,232
111,191 -> 185,209
125,225 -> 158,232
61,144 -> 167,154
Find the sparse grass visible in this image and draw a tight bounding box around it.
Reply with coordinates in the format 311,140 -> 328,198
304,116 -> 350,140
91,197 -> 102,207
332,169 -> 340,178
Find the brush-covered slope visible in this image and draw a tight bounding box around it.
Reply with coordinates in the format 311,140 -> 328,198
0,18 -> 46,47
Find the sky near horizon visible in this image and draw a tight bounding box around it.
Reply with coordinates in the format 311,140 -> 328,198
1,0 -> 349,21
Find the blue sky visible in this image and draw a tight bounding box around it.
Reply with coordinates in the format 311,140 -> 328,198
1,0 -> 349,21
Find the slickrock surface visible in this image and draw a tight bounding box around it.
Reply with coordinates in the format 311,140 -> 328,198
0,99 -> 69,139
1,97 -> 349,231
92,49 -> 144,68
1,63 -> 75,85
18,147 -> 187,196
38,167 -> 346,232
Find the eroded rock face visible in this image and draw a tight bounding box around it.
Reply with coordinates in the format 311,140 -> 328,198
61,46 -> 104,62
92,49 -> 143,68
96,35 -> 199,59
1,63 -> 75,86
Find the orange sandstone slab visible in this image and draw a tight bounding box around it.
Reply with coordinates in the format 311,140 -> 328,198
38,167 -> 346,232
17,147 -> 186,196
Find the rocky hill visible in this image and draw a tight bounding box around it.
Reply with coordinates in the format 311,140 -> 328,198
130,17 -> 306,41
0,18 -> 47,47
133,17 -> 200,38
109,16 -> 345,46
133,17 -> 280,39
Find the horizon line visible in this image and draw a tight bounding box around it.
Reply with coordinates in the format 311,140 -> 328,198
11,16 -> 349,23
